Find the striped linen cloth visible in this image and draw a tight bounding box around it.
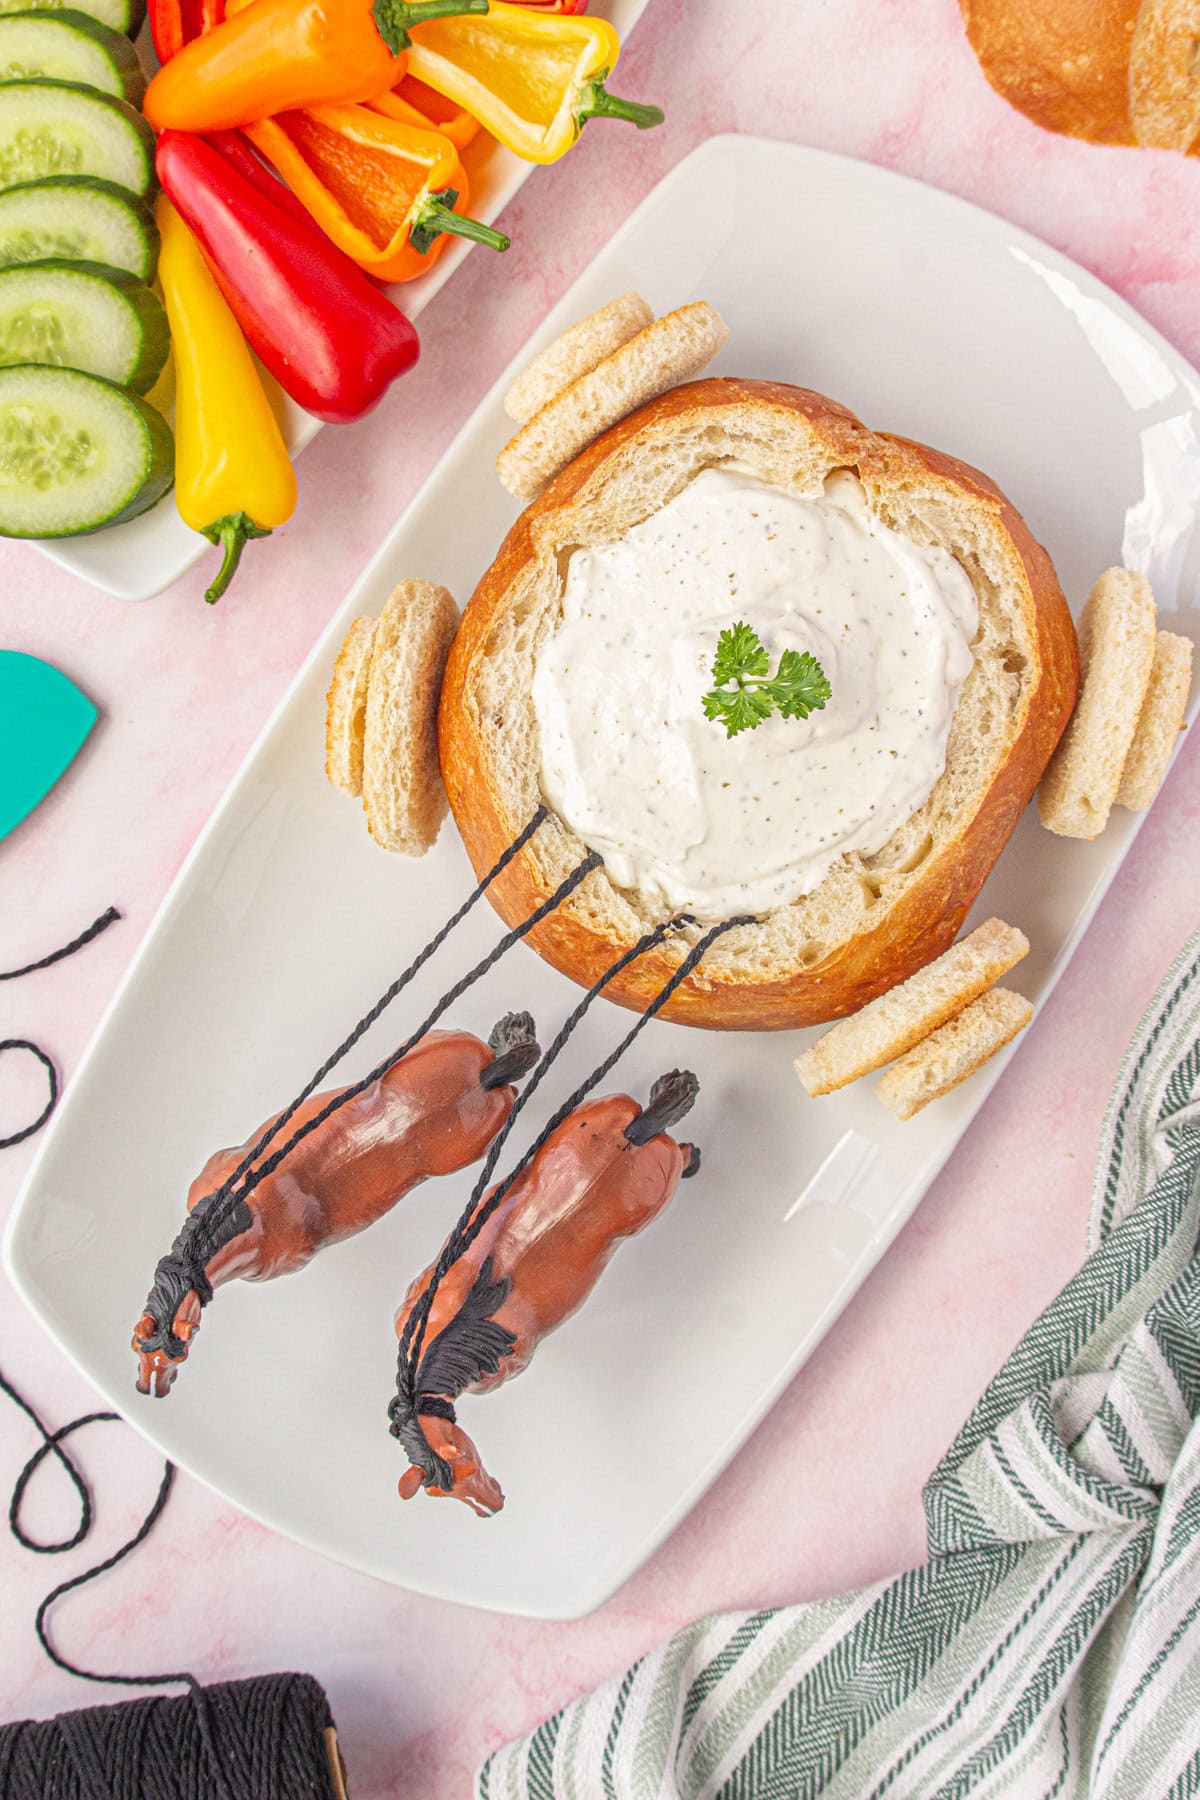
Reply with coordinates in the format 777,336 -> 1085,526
478,931 -> 1200,1800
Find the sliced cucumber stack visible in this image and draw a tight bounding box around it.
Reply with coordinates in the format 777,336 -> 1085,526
0,176 -> 157,278
0,259 -> 167,391
0,80 -> 154,197
0,363 -> 172,535
0,12 -> 145,104
0,0 -> 145,37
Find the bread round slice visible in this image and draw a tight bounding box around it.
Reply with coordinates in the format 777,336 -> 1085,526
504,292 -> 654,424
439,377 -> 1079,1030
1116,629 -> 1193,809
876,987 -> 1034,1121
795,918 -> 1029,1096
325,615 -> 377,797
496,301 -> 729,502
362,579 -> 458,856
1037,567 -> 1157,838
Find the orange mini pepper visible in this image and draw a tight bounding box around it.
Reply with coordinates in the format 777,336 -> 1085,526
143,0 -> 487,135
244,106 -> 510,283
370,73 -> 481,151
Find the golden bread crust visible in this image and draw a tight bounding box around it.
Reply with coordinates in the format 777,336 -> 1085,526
439,378 -> 1079,1030
960,0 -> 1141,144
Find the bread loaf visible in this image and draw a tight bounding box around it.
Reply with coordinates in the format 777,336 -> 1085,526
961,0 -> 1200,153
439,378 -> 1079,1030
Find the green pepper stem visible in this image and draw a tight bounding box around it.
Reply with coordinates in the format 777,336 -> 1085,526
372,0 -> 487,57
576,78 -> 665,131
409,187 -> 511,256
201,513 -> 270,604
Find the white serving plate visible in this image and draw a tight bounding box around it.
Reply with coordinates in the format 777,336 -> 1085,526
31,0 -> 649,601
8,135 -> 1200,1619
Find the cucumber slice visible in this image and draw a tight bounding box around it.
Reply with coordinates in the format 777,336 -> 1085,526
0,13 -> 145,104
0,0 -> 145,39
0,176 -> 157,278
0,259 -> 167,390
0,81 -> 154,197
0,363 -> 172,535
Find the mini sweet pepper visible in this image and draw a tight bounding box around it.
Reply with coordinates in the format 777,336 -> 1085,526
402,1 -> 664,163
371,72 -> 480,151
155,196 -> 297,602
143,0 -> 487,134
245,106 -> 508,283
156,131 -> 421,421
149,0 -> 223,63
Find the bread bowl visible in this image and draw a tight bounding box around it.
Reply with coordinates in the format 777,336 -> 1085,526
438,376 -> 1079,1030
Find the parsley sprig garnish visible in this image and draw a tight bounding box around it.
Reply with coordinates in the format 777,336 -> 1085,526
701,621 -> 832,739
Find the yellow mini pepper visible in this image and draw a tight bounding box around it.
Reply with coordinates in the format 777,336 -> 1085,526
404,1 -> 664,164
245,107 -> 509,283
155,197 -> 297,602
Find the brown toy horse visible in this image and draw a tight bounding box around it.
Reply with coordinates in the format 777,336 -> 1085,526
132,1015 -> 539,1396
391,1069 -> 700,1516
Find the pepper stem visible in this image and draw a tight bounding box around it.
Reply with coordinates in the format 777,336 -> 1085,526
409,187 -> 511,256
201,513 -> 270,604
372,0 -> 487,57
576,77 -> 665,132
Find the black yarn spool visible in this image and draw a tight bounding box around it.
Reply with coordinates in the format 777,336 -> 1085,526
0,1675 -> 345,1800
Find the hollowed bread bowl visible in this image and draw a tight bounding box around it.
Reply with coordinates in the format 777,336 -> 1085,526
438,377 -> 1079,1030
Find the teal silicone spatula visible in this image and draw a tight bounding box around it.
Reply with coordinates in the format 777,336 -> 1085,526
0,651 -> 97,842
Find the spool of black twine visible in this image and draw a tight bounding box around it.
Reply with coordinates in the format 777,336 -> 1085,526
0,1360 -> 348,1799
0,1675 -> 346,1800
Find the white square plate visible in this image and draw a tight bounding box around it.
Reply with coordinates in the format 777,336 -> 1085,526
7,135 -> 1200,1619
31,0 -> 649,600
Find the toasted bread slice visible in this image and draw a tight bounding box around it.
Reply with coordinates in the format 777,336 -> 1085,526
1038,567 -> 1157,838
496,301 -> 729,501
794,917 -> 1029,1095
877,986 -> 1034,1120
325,616 -> 377,797
1130,0 -> 1200,149
1116,629 -> 1193,808
504,292 -> 654,424
361,580 -> 458,855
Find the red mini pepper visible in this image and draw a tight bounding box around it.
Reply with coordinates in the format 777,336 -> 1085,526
150,0 -> 224,63
155,130 -> 420,424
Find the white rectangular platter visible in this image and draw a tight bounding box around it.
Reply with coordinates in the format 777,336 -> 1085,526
8,135 -> 1200,1619
32,0 -> 649,600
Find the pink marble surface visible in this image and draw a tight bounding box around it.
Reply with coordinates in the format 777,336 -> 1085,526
3,1 -> 1200,1792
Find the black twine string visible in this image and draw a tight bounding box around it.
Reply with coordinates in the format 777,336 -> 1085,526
436,913 -> 694,1276
0,1041 -> 58,1149
391,913 -> 753,1462
0,1365 -> 239,1800
194,809 -> 549,1212
0,906 -> 120,982
0,907 -> 120,1150
141,815 -> 606,1355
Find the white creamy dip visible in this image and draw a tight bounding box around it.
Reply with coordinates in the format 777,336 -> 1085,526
532,467 -> 979,920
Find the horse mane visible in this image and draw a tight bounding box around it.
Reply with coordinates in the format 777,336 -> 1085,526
393,1258 -> 517,1490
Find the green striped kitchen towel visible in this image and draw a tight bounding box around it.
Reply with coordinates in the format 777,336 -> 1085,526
478,929 -> 1200,1799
